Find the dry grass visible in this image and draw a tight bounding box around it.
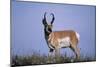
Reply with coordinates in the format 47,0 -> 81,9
11,52 -> 96,67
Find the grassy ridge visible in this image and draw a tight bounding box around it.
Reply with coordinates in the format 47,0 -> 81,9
11,52 -> 96,67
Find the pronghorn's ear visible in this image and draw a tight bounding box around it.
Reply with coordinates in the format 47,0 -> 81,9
50,13 -> 55,25
42,12 -> 47,25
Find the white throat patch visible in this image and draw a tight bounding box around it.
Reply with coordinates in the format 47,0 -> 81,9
46,26 -> 50,33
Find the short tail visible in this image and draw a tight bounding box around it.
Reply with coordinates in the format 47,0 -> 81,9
75,32 -> 80,41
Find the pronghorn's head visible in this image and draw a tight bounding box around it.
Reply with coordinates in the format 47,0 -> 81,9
42,12 -> 55,34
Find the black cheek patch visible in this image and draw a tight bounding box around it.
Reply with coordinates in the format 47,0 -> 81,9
48,28 -> 52,32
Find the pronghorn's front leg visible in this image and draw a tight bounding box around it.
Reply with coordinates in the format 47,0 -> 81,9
55,48 -> 60,57
48,49 -> 54,57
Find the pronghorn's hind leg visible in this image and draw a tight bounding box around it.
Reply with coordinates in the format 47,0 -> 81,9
70,44 -> 80,60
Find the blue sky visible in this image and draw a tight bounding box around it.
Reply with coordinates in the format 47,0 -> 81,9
11,1 -> 96,58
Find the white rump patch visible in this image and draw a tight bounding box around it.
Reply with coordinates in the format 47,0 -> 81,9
58,37 -> 71,48
75,32 -> 80,41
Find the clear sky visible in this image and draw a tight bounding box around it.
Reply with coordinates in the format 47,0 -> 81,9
11,1 -> 96,58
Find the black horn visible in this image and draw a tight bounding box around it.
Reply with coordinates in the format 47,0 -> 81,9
42,12 -> 47,25
50,13 -> 55,24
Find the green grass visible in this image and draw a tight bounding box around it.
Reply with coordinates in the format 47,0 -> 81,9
11,52 -> 96,67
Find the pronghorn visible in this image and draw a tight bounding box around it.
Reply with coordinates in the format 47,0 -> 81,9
42,12 -> 80,59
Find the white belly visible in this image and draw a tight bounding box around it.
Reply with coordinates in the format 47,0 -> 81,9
58,37 -> 70,48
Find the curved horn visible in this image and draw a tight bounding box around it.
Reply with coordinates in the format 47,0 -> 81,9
44,12 -> 46,19
50,13 -> 55,24
42,12 -> 47,25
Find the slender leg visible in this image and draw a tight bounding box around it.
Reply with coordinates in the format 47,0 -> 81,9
49,49 -> 54,57
55,48 -> 60,57
54,48 -> 61,62
74,46 -> 80,60
48,49 -> 54,63
70,45 -> 80,60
